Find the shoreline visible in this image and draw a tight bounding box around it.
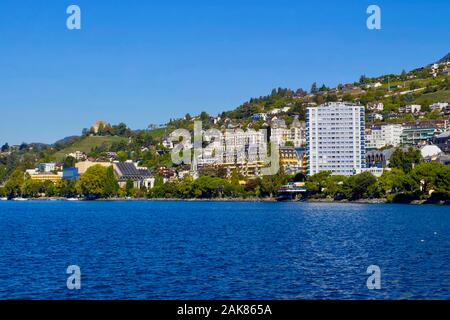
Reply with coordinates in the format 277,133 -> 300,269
2,197 -> 448,205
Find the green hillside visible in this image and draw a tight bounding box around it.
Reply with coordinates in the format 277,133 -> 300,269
413,90 -> 450,105
53,136 -> 127,161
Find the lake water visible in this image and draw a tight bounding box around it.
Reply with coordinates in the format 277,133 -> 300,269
0,201 -> 448,300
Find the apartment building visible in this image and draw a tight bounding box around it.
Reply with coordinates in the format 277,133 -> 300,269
306,102 -> 365,176
365,124 -> 403,150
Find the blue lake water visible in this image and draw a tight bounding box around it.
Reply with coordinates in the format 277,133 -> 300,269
0,201 -> 448,300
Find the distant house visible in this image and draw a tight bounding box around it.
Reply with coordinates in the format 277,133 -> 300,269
399,104 -> 421,114
368,113 -> 383,122
67,151 -> 87,161
389,84 -> 403,91
25,169 -> 38,176
365,82 -> 382,89
342,85 -> 365,96
113,162 -> 154,189
38,163 -> 56,173
162,138 -> 174,149
268,108 -> 281,115
432,131 -> 450,153
367,102 -> 384,111
430,102 -> 449,112
250,113 -> 267,122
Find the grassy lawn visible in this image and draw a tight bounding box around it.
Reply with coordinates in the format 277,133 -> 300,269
52,136 -> 127,161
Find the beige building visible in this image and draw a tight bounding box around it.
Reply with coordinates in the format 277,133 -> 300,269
76,160 -> 112,175
30,173 -> 62,183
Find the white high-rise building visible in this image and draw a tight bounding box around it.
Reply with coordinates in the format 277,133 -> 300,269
306,102 -> 365,176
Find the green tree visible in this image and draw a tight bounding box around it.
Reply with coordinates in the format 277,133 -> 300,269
376,168 -> 405,196
125,179 -> 134,196
305,171 -> 332,197
58,180 -> 78,198
63,156 -> 76,168
21,178 -> 42,198
4,169 -> 24,199
1,143 -> 9,152
79,165 -> 108,199
390,147 -> 422,173
104,166 -> 119,198
230,168 -> 240,187
341,172 -> 377,200
409,162 -> 450,195
117,151 -> 128,163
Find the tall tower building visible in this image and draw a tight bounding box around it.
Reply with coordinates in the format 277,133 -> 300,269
306,102 -> 365,176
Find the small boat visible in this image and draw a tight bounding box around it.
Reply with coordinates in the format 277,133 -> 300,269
66,198 -> 80,201
12,197 -> 28,201
0,197 -> 8,201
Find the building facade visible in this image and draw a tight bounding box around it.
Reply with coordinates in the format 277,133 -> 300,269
306,102 -> 365,176
365,124 -> 403,150
400,128 -> 438,146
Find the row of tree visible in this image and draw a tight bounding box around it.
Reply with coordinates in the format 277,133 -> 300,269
1,156 -> 449,203
305,162 -> 450,203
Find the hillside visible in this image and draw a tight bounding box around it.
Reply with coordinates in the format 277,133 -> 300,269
414,90 -> 450,105
52,136 -> 128,161
437,53 -> 450,63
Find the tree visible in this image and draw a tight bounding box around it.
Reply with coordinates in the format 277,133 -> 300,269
79,165 -> 108,199
4,169 -> 25,199
409,162 -> 450,195
125,179 -> 134,197
200,111 -> 210,123
117,151 -> 128,163
390,147 -> 422,173
230,168 -> 240,187
63,156 -> 76,169
310,82 -> 318,94
376,168 -> 405,196
305,171 -> 332,196
359,75 -> 368,84
1,143 -> 9,152
104,166 -> 119,198
58,180 -> 78,198
341,172 -> 377,200
21,178 -> 42,198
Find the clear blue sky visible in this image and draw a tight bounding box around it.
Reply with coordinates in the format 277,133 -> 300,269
0,0 -> 449,145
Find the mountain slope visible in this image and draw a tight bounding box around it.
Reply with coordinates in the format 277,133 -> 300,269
437,53 -> 450,63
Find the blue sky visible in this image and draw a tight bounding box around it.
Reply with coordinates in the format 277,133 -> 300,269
0,0 -> 449,145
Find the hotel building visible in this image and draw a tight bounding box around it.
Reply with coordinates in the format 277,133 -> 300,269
306,102 -> 366,176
